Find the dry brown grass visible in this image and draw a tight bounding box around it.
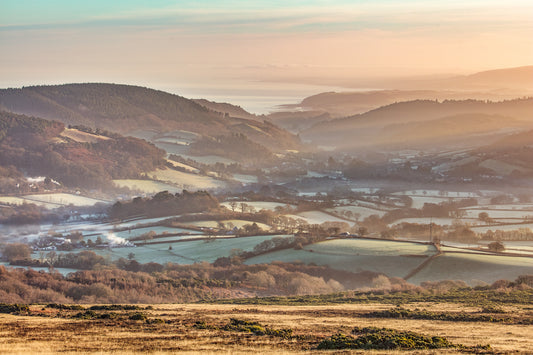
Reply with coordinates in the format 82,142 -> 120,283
0,303 -> 532,354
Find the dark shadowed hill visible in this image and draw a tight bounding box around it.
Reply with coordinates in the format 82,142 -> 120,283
0,83 -> 300,151
301,98 -> 533,151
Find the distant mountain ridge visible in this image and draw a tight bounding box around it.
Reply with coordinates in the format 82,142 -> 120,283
276,65 -> 533,119
301,98 -> 533,151
0,83 -> 300,151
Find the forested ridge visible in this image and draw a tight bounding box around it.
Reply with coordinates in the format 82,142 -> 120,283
0,111 -> 165,188
0,83 -> 300,151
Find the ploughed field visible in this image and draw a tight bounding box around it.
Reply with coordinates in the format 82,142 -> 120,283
1,302 -> 532,354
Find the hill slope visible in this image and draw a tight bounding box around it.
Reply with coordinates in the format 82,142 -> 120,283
0,83 -> 299,151
0,111 -> 166,189
301,98 -> 533,151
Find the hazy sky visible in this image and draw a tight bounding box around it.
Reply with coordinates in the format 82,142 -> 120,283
1,0 -> 532,111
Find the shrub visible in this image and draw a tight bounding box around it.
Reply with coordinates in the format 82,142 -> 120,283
0,303 -> 30,314
222,318 -> 293,339
317,327 -> 455,350
129,312 -> 147,321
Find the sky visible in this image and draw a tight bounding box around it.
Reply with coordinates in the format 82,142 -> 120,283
1,0 -> 532,112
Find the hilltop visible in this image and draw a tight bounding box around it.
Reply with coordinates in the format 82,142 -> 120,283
0,83 -> 300,151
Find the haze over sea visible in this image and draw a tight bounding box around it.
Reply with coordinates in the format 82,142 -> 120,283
153,81 -> 363,115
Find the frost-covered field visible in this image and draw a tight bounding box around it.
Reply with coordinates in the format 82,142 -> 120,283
247,239 -> 434,278
165,159 -> 199,173
0,196 -> 39,206
94,234 -> 292,264
409,253 -> 533,285
113,179 -> 183,193
307,239 -> 435,256
232,174 -> 258,184
147,168 -> 225,190
461,208 -> 533,219
23,193 -> 109,207
0,194 -> 109,208
113,216 -> 182,229
287,211 -> 354,226
246,239 -> 432,278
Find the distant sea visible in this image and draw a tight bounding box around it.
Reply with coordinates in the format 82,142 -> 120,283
159,81 -> 361,115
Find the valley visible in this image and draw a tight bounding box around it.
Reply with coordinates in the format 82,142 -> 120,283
0,68 -> 532,308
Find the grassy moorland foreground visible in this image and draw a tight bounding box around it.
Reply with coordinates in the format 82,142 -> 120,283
1,288 -> 533,354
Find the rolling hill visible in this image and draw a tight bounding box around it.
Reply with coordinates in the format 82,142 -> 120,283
0,83 -> 300,151
301,98 -> 533,151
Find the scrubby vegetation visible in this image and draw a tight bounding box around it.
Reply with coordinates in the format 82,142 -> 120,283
0,262 -> 379,304
194,318 -> 294,339
364,306 -> 533,324
317,327 -> 456,350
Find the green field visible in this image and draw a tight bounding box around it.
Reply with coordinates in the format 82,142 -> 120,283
95,234 -> 293,264
409,252 -> 533,285
246,239 -> 435,278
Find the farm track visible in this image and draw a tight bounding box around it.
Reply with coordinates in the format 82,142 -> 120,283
404,244 -> 442,281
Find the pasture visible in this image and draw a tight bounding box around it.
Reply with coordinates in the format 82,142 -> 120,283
409,252 -> 533,285
246,239 -> 436,278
